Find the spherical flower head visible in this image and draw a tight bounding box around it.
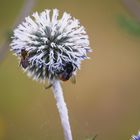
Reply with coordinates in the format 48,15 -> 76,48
10,9 -> 91,82
131,131 -> 140,140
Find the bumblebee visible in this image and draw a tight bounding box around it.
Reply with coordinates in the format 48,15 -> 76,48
58,62 -> 76,83
45,62 -> 76,89
19,48 -> 29,68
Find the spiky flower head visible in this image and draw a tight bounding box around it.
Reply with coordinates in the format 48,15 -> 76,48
131,131 -> 140,140
10,9 -> 91,82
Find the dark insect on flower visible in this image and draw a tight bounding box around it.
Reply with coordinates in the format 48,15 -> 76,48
59,62 -> 75,82
45,62 -> 76,89
19,48 -> 29,69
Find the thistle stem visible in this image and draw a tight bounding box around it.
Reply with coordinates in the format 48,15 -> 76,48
52,80 -> 73,140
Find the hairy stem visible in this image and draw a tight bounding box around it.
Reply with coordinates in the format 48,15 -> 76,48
52,80 -> 73,140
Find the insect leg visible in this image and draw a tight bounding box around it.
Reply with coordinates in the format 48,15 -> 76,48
45,84 -> 52,90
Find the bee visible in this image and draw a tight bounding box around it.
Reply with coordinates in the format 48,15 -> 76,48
58,62 -> 76,83
45,62 -> 76,90
19,48 -> 29,68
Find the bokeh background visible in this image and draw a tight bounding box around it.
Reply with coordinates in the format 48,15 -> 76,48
0,0 -> 140,140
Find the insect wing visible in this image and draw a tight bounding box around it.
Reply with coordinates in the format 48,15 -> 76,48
70,74 -> 76,84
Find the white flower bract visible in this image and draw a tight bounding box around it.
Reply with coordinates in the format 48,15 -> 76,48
10,9 -> 91,82
131,131 -> 140,140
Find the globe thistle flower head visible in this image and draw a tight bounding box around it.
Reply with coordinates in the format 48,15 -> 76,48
10,9 -> 91,82
131,131 -> 140,140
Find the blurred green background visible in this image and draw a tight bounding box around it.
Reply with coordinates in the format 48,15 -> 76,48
0,0 -> 140,140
